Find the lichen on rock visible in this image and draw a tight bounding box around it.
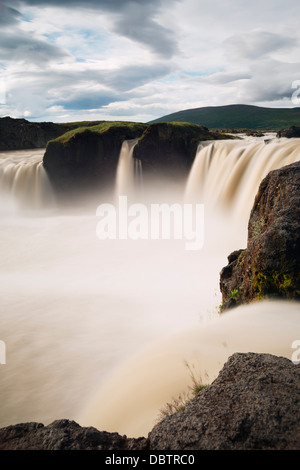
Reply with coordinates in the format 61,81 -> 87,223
220,161 -> 300,311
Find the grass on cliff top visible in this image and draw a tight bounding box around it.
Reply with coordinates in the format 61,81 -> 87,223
47,120 -> 231,150
48,121 -> 149,147
138,121 -> 231,141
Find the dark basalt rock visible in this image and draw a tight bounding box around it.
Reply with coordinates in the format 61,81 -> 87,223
133,122 -> 227,181
220,161 -> 300,311
149,353 -> 300,450
43,122 -> 229,199
0,419 -> 148,451
1,353 -> 299,450
43,123 -> 148,197
0,116 -> 74,150
277,125 -> 300,138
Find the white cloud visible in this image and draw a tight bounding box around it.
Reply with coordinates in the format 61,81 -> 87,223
0,0 -> 299,122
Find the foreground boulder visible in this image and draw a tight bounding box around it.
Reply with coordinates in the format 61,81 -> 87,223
149,353 -> 300,450
220,161 -> 300,310
0,419 -> 148,451
0,353 -> 299,450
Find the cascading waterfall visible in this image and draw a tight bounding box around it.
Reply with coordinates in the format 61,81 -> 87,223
0,135 -> 299,440
0,150 -> 55,211
134,157 -> 143,191
185,137 -> 300,222
115,139 -> 140,198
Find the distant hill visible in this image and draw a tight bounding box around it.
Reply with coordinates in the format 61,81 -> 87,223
150,104 -> 300,130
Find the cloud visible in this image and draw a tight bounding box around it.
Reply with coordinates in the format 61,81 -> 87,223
1,0 -> 300,122
3,58 -> 173,118
233,59 -> 300,103
224,30 -> 298,62
218,29 -> 300,105
202,71 -> 252,85
0,4 -> 22,25
111,2 -> 179,58
5,0 -> 181,58
102,63 -> 174,92
57,93 -> 122,111
0,30 -> 69,63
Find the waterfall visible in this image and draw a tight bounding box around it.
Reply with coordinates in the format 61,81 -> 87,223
1,136 -> 300,440
0,150 -> 55,211
115,139 -> 140,198
134,157 -> 143,191
185,137 -> 300,221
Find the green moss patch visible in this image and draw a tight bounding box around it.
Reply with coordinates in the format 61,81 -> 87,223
47,121 -> 149,148
251,271 -> 300,300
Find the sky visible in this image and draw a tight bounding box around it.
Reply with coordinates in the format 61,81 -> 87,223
0,0 -> 299,123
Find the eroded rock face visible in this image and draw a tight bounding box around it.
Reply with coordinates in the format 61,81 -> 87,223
149,353 -> 300,450
220,161 -> 300,311
43,124 -> 148,197
0,117 -> 71,150
133,122 -> 226,181
43,122 -> 228,199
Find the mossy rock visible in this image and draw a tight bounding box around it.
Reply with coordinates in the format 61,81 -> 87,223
43,121 -> 148,197
220,161 -> 300,310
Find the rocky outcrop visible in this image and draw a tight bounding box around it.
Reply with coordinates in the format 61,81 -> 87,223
220,161 -> 300,311
0,419 -> 148,450
133,122 -> 227,181
277,125 -> 300,138
43,122 -> 148,197
0,353 -> 299,450
43,122 -> 229,198
149,353 -> 300,450
0,116 -> 77,150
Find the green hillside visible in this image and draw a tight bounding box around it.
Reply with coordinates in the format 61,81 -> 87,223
150,104 -> 300,130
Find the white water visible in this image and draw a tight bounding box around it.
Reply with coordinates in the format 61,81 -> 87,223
115,139 -> 139,198
0,149 -> 55,212
0,137 -> 299,438
185,137 -> 300,223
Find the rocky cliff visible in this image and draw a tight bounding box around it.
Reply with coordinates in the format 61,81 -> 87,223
220,161 -> 300,311
0,353 -> 299,450
43,121 -> 229,198
133,122 -> 227,181
0,116 -> 77,150
43,121 -> 148,196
